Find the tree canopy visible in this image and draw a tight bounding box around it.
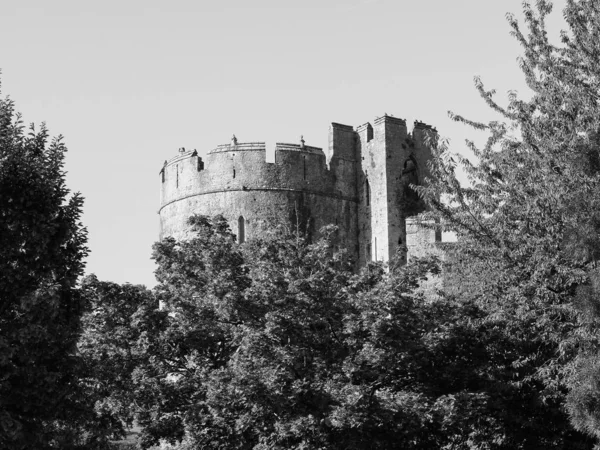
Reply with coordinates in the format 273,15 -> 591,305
9,1 -> 600,448
77,3 -> 600,444
0,81 -> 94,448
416,0 -> 600,445
75,214 -> 590,449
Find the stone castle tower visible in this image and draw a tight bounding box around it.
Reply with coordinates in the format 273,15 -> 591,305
159,114 -> 440,265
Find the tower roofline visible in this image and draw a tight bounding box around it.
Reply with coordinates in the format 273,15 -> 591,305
374,114 -> 406,126
355,122 -> 372,132
208,141 -> 323,154
413,120 -> 437,131
330,122 -> 354,132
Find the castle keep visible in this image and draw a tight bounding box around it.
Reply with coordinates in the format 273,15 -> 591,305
159,114 -> 440,265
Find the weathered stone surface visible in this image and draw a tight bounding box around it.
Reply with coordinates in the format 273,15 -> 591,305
158,114 -> 442,265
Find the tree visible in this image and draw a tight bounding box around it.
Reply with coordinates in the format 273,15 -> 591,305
416,0 -> 600,445
0,80 -> 93,448
128,216 -> 459,449
66,1 -> 600,446
114,214 -> 588,449
78,276 -> 158,444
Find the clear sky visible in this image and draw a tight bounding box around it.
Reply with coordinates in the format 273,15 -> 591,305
1,0 -> 568,287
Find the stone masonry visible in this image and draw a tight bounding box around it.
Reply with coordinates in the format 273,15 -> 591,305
158,114 -> 441,265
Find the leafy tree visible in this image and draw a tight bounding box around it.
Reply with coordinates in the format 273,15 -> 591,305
73,2 -> 600,447
0,81 -> 94,448
415,0 -> 600,445
110,214 -> 588,449
127,216 -> 457,449
78,275 -> 159,444
77,3 -> 600,446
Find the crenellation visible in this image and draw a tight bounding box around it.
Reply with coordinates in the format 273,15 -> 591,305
413,120 -> 436,130
356,122 -> 373,143
330,122 -> 354,131
327,122 -> 357,165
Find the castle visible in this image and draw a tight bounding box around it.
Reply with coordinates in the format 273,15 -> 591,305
159,114 -> 441,265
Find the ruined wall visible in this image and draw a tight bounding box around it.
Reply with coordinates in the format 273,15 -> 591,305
355,122 -> 373,267
405,219 -> 443,261
403,122 -> 440,256
354,115 -> 440,265
158,114 -> 442,269
327,123 -> 360,257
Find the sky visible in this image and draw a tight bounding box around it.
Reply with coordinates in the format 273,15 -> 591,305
1,0 -> 569,288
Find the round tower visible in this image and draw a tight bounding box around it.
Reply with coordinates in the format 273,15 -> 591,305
158,139 -> 359,254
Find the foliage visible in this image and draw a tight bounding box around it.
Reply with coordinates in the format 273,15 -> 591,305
0,81 -> 95,448
415,0 -> 600,445
78,276 -> 159,445
69,3 -> 600,447
122,216 -> 445,448
83,214 -> 591,449
67,2 -> 600,447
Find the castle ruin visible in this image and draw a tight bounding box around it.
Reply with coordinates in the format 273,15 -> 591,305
158,114 -> 440,265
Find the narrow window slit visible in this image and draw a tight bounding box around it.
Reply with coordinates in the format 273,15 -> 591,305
238,216 -> 245,243
303,156 -> 307,180
374,237 -> 378,261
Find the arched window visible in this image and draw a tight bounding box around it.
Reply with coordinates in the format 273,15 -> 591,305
238,216 -> 245,244
402,157 -> 422,215
403,158 -> 418,180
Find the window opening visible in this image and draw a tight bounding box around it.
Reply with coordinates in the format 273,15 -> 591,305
176,164 -> 179,188
403,158 -> 418,181
367,124 -> 373,142
365,178 -> 370,206
374,237 -> 377,261
303,156 -> 307,180
402,157 -> 422,215
238,216 -> 246,244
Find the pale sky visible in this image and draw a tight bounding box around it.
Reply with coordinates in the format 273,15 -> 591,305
1,0 -> 568,287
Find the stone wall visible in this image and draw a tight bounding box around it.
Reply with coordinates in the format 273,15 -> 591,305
159,139 -> 359,259
158,114 -> 442,269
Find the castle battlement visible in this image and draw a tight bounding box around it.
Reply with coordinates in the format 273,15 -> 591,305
210,142 -> 266,153
159,113 -> 441,266
373,114 -> 406,126
206,141 -> 325,157
413,120 -> 436,131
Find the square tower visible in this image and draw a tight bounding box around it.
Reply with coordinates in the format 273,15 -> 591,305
356,115 -> 436,265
